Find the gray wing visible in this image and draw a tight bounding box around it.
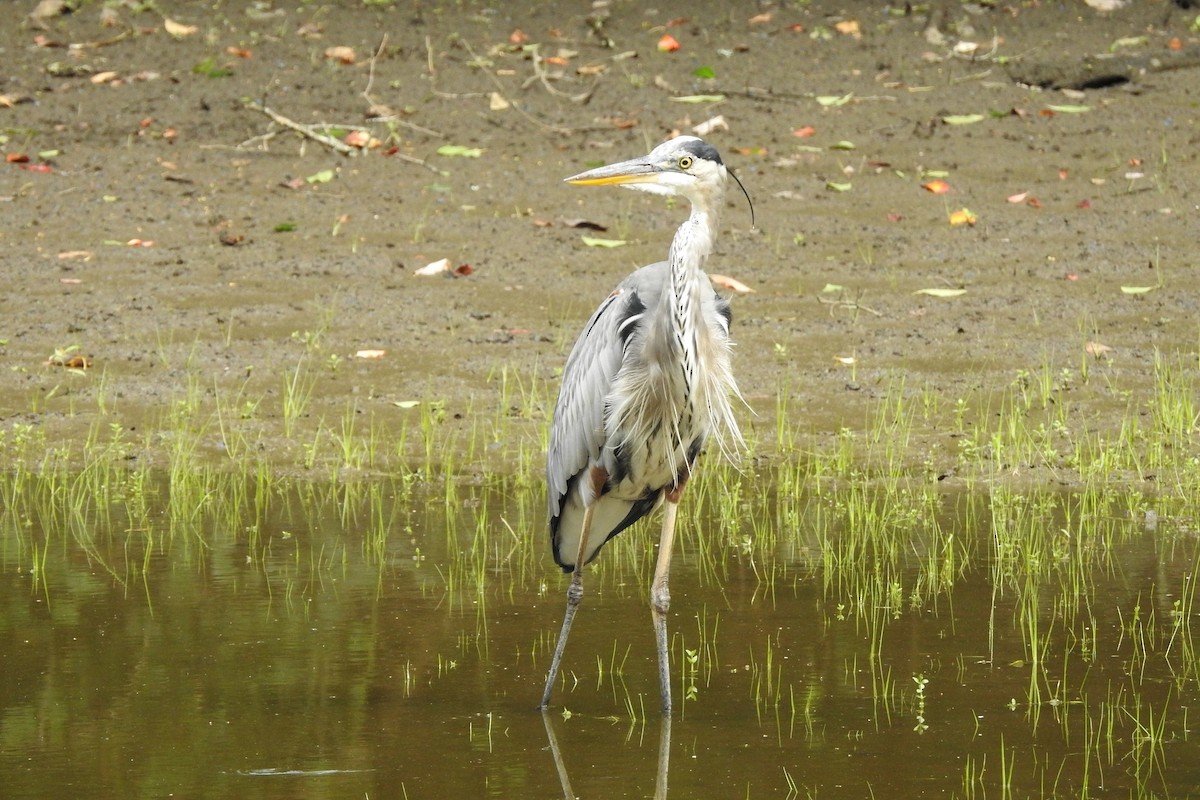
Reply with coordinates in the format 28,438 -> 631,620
546,262 -> 669,523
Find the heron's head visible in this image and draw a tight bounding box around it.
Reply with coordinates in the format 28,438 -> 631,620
564,136 -> 728,208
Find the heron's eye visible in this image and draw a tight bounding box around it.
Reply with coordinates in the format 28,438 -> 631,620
678,155 -> 694,170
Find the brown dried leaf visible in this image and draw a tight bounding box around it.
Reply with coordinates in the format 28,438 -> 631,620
324,46 -> 357,65
163,17 -> 198,38
562,218 -> 607,231
710,274 -> 755,294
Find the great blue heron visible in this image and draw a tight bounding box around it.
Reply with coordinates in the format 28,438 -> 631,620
539,136 -> 746,713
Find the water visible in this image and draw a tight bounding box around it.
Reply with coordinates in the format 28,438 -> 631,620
2,469 -> 1198,798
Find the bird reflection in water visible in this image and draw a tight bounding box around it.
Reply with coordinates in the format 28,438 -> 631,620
541,709 -> 672,799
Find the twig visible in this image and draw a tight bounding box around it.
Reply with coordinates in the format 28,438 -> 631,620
362,35 -> 444,138
528,44 -> 595,103
425,35 -> 489,100
68,29 -> 132,50
246,99 -> 357,156
458,40 -> 580,135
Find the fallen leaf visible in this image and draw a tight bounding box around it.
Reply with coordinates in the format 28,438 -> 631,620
59,278 -> 82,284
1084,341 -> 1113,357
393,400 -> 421,409
355,349 -> 387,359
437,144 -> 484,158
509,29 -> 529,45
91,71 -> 119,84
1006,192 -> 1028,203
47,353 -> 92,369
948,208 -> 977,226
1120,285 -> 1157,295
324,46 -> 357,65
57,250 -> 94,260
816,93 -> 853,107
942,113 -> 985,125
1046,104 -> 1090,114
30,0 -> 70,21
581,236 -> 626,248
562,219 -> 607,231
914,288 -> 967,298
793,125 -> 816,138
5,153 -> 29,163
455,264 -> 474,276
489,92 -> 510,111
1077,198 -> 1092,209
343,130 -> 370,148
709,274 -> 754,294
748,12 -> 773,24
834,19 -> 861,38
692,115 -> 727,136
21,164 -> 53,173
825,181 -> 852,192
670,94 -> 725,104
829,140 -> 856,150
127,239 -> 154,247
834,356 -> 856,365
226,46 -> 253,59
531,218 -> 553,228
922,180 -> 950,194
658,34 -> 681,52
163,17 -> 198,38
415,258 -> 450,276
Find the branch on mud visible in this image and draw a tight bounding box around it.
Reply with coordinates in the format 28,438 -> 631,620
243,99 -> 445,173
245,100 -> 358,156
361,35 -> 444,139
525,44 -> 596,104
425,35 -> 605,136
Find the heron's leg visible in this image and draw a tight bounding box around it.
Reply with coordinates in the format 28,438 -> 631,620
540,501 -> 597,709
651,494 -> 682,714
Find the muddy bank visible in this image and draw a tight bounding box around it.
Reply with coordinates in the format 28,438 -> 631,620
1,0 -> 1198,478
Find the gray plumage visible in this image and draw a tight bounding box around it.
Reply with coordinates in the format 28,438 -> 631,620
539,136 -> 745,714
